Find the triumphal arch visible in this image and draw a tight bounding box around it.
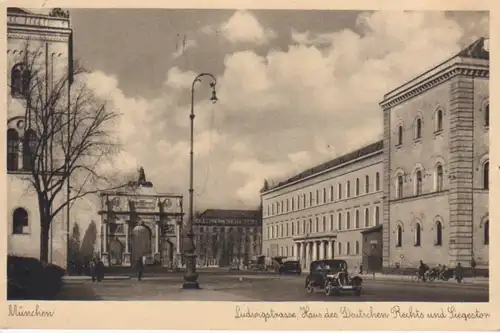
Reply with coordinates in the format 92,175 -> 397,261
99,168 -> 184,267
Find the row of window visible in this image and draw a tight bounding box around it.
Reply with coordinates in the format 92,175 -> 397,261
7,128 -> 37,172
395,220 -> 489,248
266,172 -> 381,217
395,104 -> 489,147
265,206 -> 380,240
395,160 -> 489,200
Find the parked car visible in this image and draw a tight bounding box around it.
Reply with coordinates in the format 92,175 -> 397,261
278,260 -> 302,275
305,259 -> 363,296
228,262 -> 240,272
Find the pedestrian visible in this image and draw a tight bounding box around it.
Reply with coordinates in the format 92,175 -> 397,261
89,258 -> 97,282
136,256 -> 144,281
418,260 -> 428,282
96,258 -> 105,282
455,263 -> 464,283
470,258 -> 477,278
359,263 -> 364,275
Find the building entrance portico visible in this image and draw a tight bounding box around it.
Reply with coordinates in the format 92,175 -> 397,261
293,235 -> 337,270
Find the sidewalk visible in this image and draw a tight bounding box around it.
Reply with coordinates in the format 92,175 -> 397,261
359,273 -> 489,285
63,275 -> 131,281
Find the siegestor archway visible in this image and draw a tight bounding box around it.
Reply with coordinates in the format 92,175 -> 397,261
109,238 -> 123,266
131,224 -> 152,264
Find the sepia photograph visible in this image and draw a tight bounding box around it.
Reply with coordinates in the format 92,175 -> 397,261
5,6 -> 490,308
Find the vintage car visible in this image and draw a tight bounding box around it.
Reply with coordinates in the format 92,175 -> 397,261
305,259 -> 363,296
278,260 -> 302,275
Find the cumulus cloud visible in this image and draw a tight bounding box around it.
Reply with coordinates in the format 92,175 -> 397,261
202,10 -> 276,45
79,10 -> 488,209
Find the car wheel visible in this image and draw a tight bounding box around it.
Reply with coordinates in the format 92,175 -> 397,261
324,281 -> 333,296
306,280 -> 314,294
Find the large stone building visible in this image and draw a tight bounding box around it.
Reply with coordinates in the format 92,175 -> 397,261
261,141 -> 384,271
193,209 -> 262,267
98,171 -> 184,268
380,38 -> 489,271
6,8 -> 72,268
261,37 -> 489,273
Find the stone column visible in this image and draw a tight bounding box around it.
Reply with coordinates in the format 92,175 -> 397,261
175,220 -> 182,268
102,222 -> 108,253
319,240 -> 325,259
312,241 -> 318,261
305,242 -> 310,267
123,222 -> 131,267
327,240 -> 333,258
154,222 -> 160,263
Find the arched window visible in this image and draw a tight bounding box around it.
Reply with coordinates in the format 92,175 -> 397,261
308,219 -> 312,234
484,220 -> 489,245
315,217 -> 319,232
364,208 -> 369,227
322,216 -> 326,232
375,172 -> 380,191
396,225 -> 402,247
397,174 -> 404,199
397,125 -> 403,145
436,164 -> 444,192
414,223 -> 421,246
330,214 -> 334,230
375,206 -> 380,225
365,175 -> 370,193
415,170 -> 423,195
355,210 -> 360,228
435,221 -> 443,246
346,181 -> 351,198
346,212 -> 351,229
12,207 -> 29,234
338,212 -> 342,230
291,222 -> 295,236
7,129 -> 19,171
485,103 -> 489,127
483,161 -> 489,190
323,188 -> 327,203
355,241 -> 360,254
436,109 -> 443,131
309,192 -> 312,206
415,118 -> 422,139
346,242 -> 351,255
338,183 -> 342,200
11,63 -> 30,96
355,178 -> 360,196
330,185 -> 334,201
23,129 -> 37,171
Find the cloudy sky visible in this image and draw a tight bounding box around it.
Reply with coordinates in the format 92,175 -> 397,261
55,9 -> 489,211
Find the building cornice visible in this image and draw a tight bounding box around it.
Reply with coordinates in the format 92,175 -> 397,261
380,59 -> 489,110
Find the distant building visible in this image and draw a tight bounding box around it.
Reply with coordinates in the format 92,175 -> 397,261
6,8 -> 72,268
193,209 -> 262,267
380,38 -> 489,271
261,141 -> 384,271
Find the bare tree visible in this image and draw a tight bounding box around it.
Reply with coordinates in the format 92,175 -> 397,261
11,43 -> 127,263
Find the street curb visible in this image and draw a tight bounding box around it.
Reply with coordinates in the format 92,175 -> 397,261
63,276 -> 131,281
359,275 -> 488,286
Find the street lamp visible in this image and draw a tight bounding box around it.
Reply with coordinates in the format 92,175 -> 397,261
183,73 -> 218,289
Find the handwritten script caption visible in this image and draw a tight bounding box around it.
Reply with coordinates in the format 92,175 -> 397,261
235,305 -> 490,322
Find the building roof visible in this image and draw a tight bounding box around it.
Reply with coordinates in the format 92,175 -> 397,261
7,8 -> 33,14
263,140 -> 383,193
198,209 -> 261,219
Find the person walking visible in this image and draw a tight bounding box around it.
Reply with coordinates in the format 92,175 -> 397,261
470,258 -> 477,278
455,263 -> 464,283
136,256 -> 144,281
418,260 -> 429,282
90,258 -> 97,282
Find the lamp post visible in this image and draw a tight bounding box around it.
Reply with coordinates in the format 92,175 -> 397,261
183,73 -> 218,289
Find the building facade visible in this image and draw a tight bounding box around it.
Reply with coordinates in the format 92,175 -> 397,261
193,209 -> 262,267
99,172 -> 184,267
261,141 -> 384,271
380,38 -> 489,271
6,8 -> 72,268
